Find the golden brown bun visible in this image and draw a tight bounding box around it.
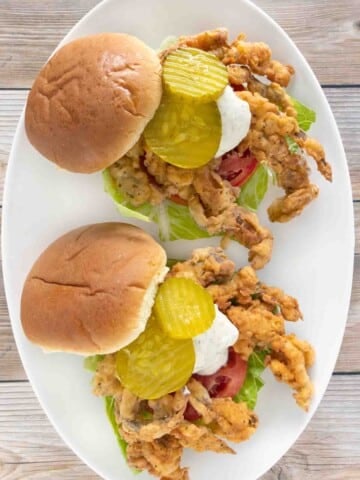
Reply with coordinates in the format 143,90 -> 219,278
25,33 -> 162,173
21,223 -> 167,355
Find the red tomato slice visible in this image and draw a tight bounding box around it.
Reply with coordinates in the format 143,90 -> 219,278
217,149 -> 258,187
184,402 -> 201,422
231,84 -> 245,92
193,348 -> 247,399
170,194 -> 188,206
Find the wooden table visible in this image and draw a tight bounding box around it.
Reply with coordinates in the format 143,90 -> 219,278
0,1 -> 359,478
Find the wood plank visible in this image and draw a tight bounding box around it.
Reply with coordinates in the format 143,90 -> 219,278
262,375 -> 360,479
0,376 -> 359,479
0,0 -> 98,89
1,87 -> 359,199
255,0 -> 360,86
0,0 -> 359,87
334,254 -> 360,372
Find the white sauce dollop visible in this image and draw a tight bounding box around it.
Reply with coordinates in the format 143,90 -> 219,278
193,306 -> 239,375
215,85 -> 251,158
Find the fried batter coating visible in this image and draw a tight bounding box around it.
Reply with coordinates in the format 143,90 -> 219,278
178,28 -> 229,53
189,167 -> 273,269
186,379 -> 258,444
168,247 -> 235,287
248,80 -> 297,118
119,390 -> 187,443
229,306 -> 284,359
236,90 -> 330,221
227,63 -> 297,117
109,143 -> 165,206
92,354 -> 123,397
144,150 -> 195,202
238,91 -> 299,142
126,436 -> 187,480
300,137 -> 332,181
223,34 -> 294,87
211,397 -> 258,442
207,265 -> 259,311
173,422 -> 235,454
268,184 -> 319,222
160,28 -> 230,63
237,89 -> 332,188
260,285 -> 302,322
227,63 -> 251,86
268,334 -> 315,411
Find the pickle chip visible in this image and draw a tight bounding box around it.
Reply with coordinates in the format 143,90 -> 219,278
163,47 -> 228,102
116,317 -> 195,400
144,93 -> 221,168
154,277 -> 215,339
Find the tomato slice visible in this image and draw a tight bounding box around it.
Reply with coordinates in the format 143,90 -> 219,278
184,402 -> 201,422
193,348 -> 247,399
170,194 -> 188,206
217,149 -> 258,187
231,84 -> 245,92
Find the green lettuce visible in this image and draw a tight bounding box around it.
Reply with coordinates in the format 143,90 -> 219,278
84,359 -> 129,462
233,349 -> 269,409
167,258 -> 182,268
105,396 -> 128,459
103,169 -> 211,241
285,135 -> 300,154
84,355 -> 104,372
237,164 -> 272,211
291,97 -> 316,132
103,169 -> 156,222
161,202 -> 210,241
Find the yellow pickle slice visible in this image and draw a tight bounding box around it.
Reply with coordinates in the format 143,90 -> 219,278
144,92 -> 221,168
163,47 -> 228,102
154,277 -> 215,339
116,316 -> 195,400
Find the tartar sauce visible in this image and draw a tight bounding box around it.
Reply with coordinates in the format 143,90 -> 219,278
193,306 -> 239,376
215,85 -> 251,158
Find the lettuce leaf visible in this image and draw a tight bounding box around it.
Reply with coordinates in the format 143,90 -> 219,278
103,169 -> 211,241
105,396 -> 128,459
285,135 -> 300,154
233,349 -> 268,409
237,164 -> 271,211
160,201 -> 210,241
84,355 -> 104,372
103,169 -> 156,222
84,361 -> 128,460
167,258 -> 182,268
291,97 -> 316,132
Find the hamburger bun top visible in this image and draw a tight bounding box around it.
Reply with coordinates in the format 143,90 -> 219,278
25,33 -> 162,173
21,223 -> 168,355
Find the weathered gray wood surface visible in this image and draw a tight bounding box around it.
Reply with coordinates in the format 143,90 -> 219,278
0,0 -> 359,87
0,0 -> 359,479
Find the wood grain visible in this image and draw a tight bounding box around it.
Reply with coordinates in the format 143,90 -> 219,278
0,1 -> 359,478
1,87 -> 359,200
0,376 -> 359,479
0,0 -> 359,87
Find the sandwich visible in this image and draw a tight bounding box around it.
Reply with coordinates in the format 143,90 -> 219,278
24,29 -> 332,271
25,33 -> 162,174
21,222 -> 315,480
